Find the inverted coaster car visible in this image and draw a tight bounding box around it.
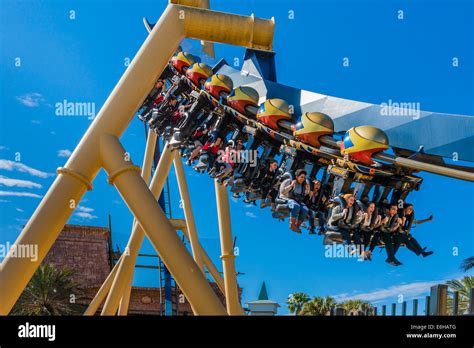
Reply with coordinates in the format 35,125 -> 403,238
204,74 -> 234,99
227,86 -> 260,117
186,63 -> 213,88
340,126 -> 389,165
171,51 -> 196,74
293,112 -> 334,148
256,98 -> 294,133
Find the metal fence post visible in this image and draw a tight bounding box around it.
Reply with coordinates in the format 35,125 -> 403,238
469,288 -> 474,314
452,291 -> 459,316
429,284 -> 448,316
413,299 -> 418,316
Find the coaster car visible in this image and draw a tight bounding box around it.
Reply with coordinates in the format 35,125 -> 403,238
293,112 -> 334,147
171,51 -> 196,74
227,86 -> 260,117
185,63 -> 213,88
340,126 -> 389,165
256,98 -> 294,133
204,74 -> 234,99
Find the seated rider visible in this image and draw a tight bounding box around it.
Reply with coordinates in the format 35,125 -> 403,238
139,79 -> 165,121
250,159 -> 279,208
201,136 -> 223,173
279,169 -> 310,234
326,193 -> 356,244
305,180 -> 330,235
393,203 -> 434,258
355,202 -> 382,261
369,203 -> 402,266
215,140 -> 244,179
148,95 -> 179,131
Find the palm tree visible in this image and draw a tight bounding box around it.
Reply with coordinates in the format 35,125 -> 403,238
300,296 -> 336,316
446,276 -> 474,315
287,292 -> 310,315
460,257 -> 474,272
340,299 -> 373,315
11,263 -> 84,315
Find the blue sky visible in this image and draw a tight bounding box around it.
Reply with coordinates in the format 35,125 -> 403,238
1,0 -> 473,315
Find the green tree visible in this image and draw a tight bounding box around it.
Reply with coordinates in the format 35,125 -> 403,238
340,299 -> 373,315
446,276 -> 474,315
287,292 -> 310,315
460,257 -> 474,272
300,296 -> 336,316
11,263 -> 84,315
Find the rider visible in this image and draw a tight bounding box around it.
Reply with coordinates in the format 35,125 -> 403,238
253,159 -> 280,208
370,203 -> 402,266
326,193 -> 356,244
139,79 -> 166,122
393,203 -> 434,258
355,202 -> 382,261
305,180 -> 330,235
279,169 -> 310,234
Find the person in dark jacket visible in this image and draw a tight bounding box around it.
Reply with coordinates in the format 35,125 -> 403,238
369,204 -> 402,266
305,180 -> 329,235
354,202 -> 382,261
393,203 -> 434,258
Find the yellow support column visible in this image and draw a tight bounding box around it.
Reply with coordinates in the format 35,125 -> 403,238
100,135 -> 226,315
84,255 -> 123,316
214,180 -> 245,315
173,153 -> 205,273
181,226 -> 226,295
103,142 -> 174,315
117,129 -> 157,315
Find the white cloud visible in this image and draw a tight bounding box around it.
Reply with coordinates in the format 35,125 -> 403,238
74,205 -> 97,220
0,160 -> 54,178
16,93 -> 45,107
333,278 -> 452,303
245,211 -> 257,219
0,146 -> 8,151
0,191 -> 42,198
57,149 -> 72,158
76,205 -> 94,213
16,208 -> 24,212
0,175 -> 42,189
75,212 -> 98,220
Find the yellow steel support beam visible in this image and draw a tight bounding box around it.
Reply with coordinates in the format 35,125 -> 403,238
214,180 -> 245,315
141,129 -> 158,185
100,135 -> 226,315
181,226 -> 226,295
84,255 -> 123,316
0,3 -> 274,314
104,142 -> 174,315
117,128 -> 157,315
173,152 -> 205,273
